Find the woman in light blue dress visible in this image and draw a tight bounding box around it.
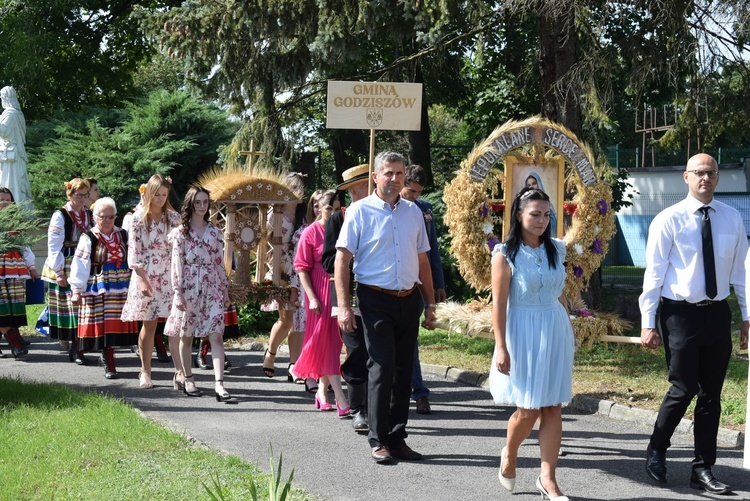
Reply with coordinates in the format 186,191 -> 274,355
491,187 -> 574,500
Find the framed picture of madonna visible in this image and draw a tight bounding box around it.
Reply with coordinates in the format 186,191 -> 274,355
503,156 -> 564,239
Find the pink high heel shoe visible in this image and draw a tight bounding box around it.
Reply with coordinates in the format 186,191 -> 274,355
336,400 -> 351,418
315,394 -> 333,411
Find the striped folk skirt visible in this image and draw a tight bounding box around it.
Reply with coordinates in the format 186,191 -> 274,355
0,250 -> 31,328
77,262 -> 138,351
48,256 -> 78,341
0,278 -> 28,328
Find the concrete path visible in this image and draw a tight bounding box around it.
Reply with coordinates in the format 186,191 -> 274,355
1,336 -> 748,501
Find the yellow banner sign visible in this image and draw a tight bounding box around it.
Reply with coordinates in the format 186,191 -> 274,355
326,81 -> 423,131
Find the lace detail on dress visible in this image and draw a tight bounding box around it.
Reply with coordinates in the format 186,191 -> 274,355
496,239 -> 566,306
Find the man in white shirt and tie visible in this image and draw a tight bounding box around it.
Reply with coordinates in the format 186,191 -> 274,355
640,153 -> 749,494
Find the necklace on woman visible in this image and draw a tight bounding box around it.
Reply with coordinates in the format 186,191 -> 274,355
98,230 -> 123,266
68,207 -> 89,234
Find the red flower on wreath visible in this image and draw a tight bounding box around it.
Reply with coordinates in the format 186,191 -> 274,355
563,202 -> 578,216
490,202 -> 505,213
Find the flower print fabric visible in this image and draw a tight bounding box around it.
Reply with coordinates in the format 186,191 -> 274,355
121,210 -> 181,321
164,223 -> 229,338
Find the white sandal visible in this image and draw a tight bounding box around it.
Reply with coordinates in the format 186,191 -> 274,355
139,371 -> 154,389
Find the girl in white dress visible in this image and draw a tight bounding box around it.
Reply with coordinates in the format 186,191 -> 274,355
491,187 -> 574,501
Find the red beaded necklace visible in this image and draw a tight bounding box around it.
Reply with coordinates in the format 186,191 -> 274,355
67,207 -> 89,235
98,230 -> 123,265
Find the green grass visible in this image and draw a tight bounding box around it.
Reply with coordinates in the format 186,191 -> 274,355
0,378 -> 313,501
19,303 -> 45,336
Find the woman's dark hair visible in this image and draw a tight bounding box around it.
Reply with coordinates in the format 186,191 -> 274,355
180,185 -> 211,234
0,187 -> 14,202
503,187 -> 558,269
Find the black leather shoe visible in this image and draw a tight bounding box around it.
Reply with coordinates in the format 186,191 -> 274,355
371,445 -> 392,464
11,346 -> 28,358
690,469 -> 731,494
645,445 -> 667,484
390,443 -> 424,461
75,352 -> 88,366
351,411 -> 369,433
98,354 -> 118,380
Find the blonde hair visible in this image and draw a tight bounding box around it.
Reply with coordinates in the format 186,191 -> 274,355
142,174 -> 176,225
65,178 -> 90,198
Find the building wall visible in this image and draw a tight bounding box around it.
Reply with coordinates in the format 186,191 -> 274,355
612,162 -> 750,267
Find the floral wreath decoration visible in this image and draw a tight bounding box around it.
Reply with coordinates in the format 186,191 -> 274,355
442,117 -> 620,346
228,280 -> 291,307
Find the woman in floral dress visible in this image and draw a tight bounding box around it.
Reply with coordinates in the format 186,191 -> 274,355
69,197 -> 139,379
41,178 -> 92,363
261,172 -> 306,377
0,187 -> 36,358
121,174 -> 180,388
165,186 -> 231,399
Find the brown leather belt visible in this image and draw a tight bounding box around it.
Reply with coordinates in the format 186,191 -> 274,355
364,284 -> 417,297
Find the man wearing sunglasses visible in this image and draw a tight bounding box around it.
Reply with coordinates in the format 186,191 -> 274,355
639,153 -> 749,494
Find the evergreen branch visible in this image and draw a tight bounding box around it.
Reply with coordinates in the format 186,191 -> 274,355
0,204 -> 46,255
278,11 -> 507,112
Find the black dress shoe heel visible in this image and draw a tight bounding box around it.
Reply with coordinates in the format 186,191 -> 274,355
690,469 -> 731,494
214,380 -> 232,402
645,445 -> 667,484
183,375 -> 202,397
261,348 -> 276,378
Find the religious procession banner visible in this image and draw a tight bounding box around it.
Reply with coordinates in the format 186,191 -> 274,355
441,116 -> 629,347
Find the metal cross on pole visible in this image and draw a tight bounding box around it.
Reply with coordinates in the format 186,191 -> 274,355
238,140 -> 265,175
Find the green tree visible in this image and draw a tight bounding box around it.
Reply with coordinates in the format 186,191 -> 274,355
28,90 -> 237,214
0,0 -> 180,119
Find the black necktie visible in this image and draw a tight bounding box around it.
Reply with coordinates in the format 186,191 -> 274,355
699,206 -> 717,299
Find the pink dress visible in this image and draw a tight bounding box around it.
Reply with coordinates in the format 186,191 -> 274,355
164,224 -> 228,338
120,210 -> 181,321
291,222 -> 342,378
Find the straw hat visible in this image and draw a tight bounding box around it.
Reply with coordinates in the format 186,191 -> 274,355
337,164 -> 370,191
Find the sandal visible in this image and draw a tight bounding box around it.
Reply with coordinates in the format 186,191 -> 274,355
304,378 -> 318,394
139,371 -> 154,389
262,348 -> 276,378
288,363 -> 305,384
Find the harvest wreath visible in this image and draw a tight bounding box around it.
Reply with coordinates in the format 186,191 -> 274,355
440,117 -> 624,345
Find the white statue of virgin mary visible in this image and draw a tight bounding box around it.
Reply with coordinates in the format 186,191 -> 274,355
0,86 -> 32,205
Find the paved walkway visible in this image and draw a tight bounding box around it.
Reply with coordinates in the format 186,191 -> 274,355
1,336 -> 748,500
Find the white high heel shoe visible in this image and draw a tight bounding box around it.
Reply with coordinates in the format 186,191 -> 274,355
536,476 -> 570,501
498,446 -> 515,492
